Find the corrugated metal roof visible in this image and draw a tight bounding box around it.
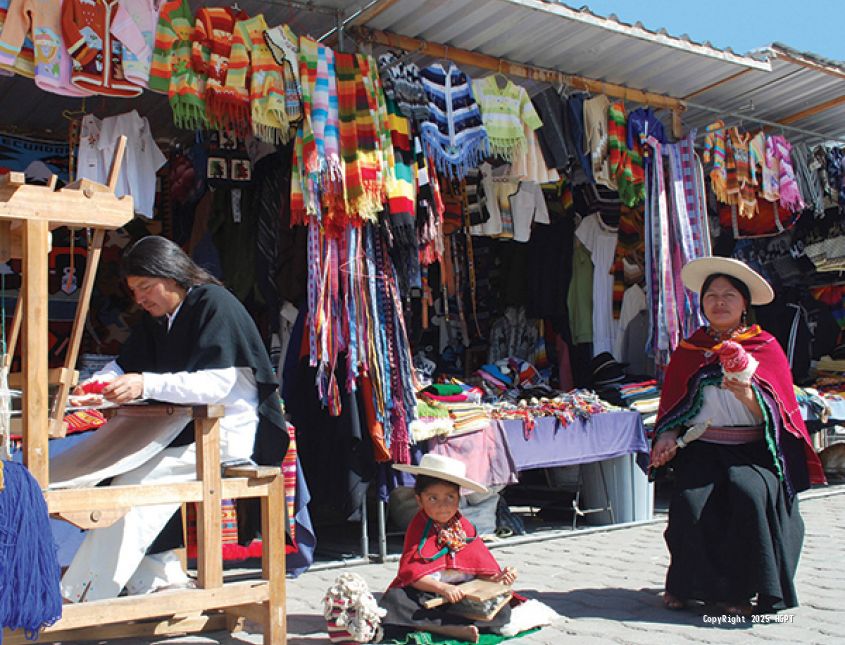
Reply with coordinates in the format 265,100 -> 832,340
0,0 -> 842,146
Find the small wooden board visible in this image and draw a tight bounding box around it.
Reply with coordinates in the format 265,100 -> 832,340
423,578 -> 512,612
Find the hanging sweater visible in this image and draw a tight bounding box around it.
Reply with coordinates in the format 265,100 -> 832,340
472,75 -> 541,161
110,0 -> 162,87
226,14 -> 291,143
149,0 -> 206,129
0,0 -> 34,78
0,0 -> 90,95
191,5 -> 246,129
419,63 -> 489,179
61,0 -> 141,97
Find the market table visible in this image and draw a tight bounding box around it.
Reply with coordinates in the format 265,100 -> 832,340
498,410 -> 652,527
498,410 -> 649,471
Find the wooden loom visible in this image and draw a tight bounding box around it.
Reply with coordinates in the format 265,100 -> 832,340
0,138 -> 286,643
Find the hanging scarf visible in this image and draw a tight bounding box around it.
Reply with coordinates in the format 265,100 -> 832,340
389,510 -> 501,589
655,325 -> 825,486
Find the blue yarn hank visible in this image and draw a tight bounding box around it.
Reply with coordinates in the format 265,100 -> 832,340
0,461 -> 62,642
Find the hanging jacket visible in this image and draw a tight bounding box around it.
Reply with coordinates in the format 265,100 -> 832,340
0,0 -> 90,95
61,0 -> 141,97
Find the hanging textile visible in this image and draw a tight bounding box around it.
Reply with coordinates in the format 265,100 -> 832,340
419,63 -> 488,179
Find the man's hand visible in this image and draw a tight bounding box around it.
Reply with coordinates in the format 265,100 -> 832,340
102,374 -> 144,404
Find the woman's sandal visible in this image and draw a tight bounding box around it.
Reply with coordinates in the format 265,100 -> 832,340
663,592 -> 686,610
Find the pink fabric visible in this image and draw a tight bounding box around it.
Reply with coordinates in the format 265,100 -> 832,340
428,423 -> 518,489
556,334 -> 574,391
768,135 -> 804,212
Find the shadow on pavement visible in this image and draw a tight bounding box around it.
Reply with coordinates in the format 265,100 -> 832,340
521,587 -> 753,629
286,612 -> 330,638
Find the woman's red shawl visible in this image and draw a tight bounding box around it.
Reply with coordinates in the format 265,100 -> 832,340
656,325 -> 825,485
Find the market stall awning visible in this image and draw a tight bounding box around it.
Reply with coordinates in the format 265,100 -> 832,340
1,0 -> 844,145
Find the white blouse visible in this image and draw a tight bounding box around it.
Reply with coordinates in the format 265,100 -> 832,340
689,384 -> 760,427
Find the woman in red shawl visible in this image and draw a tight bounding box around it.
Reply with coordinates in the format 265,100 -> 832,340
651,257 -> 824,616
382,454 -> 518,643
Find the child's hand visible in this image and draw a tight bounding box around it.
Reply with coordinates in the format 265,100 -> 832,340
492,566 -> 518,585
440,584 -> 465,604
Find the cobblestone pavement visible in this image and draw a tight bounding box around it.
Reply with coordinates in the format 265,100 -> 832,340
53,487 -> 845,644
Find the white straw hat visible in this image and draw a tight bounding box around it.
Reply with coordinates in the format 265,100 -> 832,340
393,454 -> 488,494
681,257 -> 774,305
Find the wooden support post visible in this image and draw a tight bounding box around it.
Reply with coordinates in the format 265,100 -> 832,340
2,293 -> 22,371
107,136 -> 127,192
262,474 -> 287,645
195,415 -> 223,589
49,227 -> 105,437
22,219 -> 49,487
672,108 -> 684,139
0,220 -> 10,263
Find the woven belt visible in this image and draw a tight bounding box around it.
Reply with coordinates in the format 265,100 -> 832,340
699,425 -> 764,445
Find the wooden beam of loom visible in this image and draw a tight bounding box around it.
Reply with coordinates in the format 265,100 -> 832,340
356,27 -> 684,111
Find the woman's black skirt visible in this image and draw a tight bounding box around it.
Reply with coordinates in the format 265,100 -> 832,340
664,439 -> 804,610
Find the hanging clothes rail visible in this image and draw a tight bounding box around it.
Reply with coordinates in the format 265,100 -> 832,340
354,27 -> 684,112
683,98 -> 845,145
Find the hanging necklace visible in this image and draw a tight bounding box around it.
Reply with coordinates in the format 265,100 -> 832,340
706,324 -> 747,343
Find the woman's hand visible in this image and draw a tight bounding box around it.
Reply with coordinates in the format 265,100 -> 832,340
102,374 -> 144,404
491,566 -> 518,585
721,377 -> 763,420
651,429 -> 680,468
440,584 -> 465,604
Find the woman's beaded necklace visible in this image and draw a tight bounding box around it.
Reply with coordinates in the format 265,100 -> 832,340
706,324 -> 747,343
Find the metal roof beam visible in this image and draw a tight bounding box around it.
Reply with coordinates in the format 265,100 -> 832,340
778,95 -> 845,126
356,27 -> 684,111
682,68 -> 754,100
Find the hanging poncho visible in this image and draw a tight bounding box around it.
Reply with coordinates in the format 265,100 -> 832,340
471,75 -> 541,161
419,63 -> 489,179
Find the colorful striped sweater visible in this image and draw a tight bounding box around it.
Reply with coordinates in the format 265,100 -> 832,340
191,5 -> 245,129
226,14 -> 291,143
149,0 -> 206,129
472,74 -> 541,161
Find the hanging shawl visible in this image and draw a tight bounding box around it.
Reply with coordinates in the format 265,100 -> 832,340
768,135 -> 805,212
655,326 -> 825,487
664,130 -> 711,335
388,510 -> 501,589
419,63 -> 489,179
703,120 -> 728,202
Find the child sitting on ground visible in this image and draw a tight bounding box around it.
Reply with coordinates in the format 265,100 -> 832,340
381,454 -> 519,643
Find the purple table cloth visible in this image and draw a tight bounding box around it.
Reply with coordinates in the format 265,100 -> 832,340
499,411 -> 649,472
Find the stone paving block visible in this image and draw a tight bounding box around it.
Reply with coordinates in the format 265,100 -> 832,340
47,489 -> 845,644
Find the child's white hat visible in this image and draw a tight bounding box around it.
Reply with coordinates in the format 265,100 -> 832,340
393,454 -> 488,494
